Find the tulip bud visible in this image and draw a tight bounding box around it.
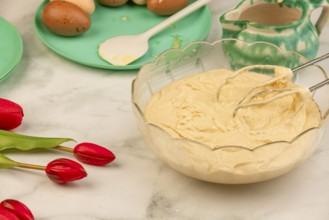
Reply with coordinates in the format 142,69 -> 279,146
45,158 -> 87,184
74,142 -> 116,166
0,207 -> 20,220
0,98 -> 24,130
0,199 -> 34,220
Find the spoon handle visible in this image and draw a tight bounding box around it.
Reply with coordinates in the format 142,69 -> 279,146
142,0 -> 212,39
292,52 -> 329,72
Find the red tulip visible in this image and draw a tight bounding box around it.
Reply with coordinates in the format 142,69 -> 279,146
15,158 -> 87,184
0,199 -> 34,220
45,158 -> 87,184
0,98 -> 24,130
0,207 -> 20,220
74,142 -> 116,166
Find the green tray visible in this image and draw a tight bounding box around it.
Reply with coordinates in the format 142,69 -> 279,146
0,17 -> 23,82
34,0 -> 212,70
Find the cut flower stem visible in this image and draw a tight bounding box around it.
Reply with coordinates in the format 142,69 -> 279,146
54,145 -> 74,153
16,162 -> 46,171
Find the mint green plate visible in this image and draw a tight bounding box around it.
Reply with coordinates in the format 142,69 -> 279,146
0,17 -> 23,82
34,1 -> 211,70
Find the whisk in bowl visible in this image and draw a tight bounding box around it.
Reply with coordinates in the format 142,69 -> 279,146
217,53 -> 329,118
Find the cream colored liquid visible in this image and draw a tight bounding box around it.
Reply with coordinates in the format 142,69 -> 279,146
238,3 -> 302,26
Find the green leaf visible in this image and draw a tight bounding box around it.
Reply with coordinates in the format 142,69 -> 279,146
0,130 -> 74,151
0,153 -> 18,169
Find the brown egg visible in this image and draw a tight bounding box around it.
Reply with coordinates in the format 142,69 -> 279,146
42,1 -> 91,37
50,0 -> 96,15
147,0 -> 189,16
98,0 -> 128,7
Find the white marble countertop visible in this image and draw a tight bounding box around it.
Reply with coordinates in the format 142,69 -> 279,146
1,0 -> 329,219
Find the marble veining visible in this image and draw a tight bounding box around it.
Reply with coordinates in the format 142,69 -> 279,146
0,0 -> 329,219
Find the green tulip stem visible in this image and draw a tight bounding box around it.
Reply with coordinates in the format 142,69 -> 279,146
17,162 -> 46,171
54,145 -> 74,153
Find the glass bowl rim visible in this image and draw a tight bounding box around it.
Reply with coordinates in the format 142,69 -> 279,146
136,38 -> 308,76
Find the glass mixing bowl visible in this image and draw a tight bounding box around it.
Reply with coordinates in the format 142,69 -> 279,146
131,39 -> 329,184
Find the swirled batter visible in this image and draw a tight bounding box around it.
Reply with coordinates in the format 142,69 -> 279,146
144,66 -> 321,150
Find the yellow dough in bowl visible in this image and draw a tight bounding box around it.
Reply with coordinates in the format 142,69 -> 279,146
143,65 -> 322,183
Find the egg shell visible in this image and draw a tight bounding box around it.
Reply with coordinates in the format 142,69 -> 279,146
42,1 -> 91,37
98,0 -> 128,7
147,0 -> 189,16
50,0 -> 96,14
